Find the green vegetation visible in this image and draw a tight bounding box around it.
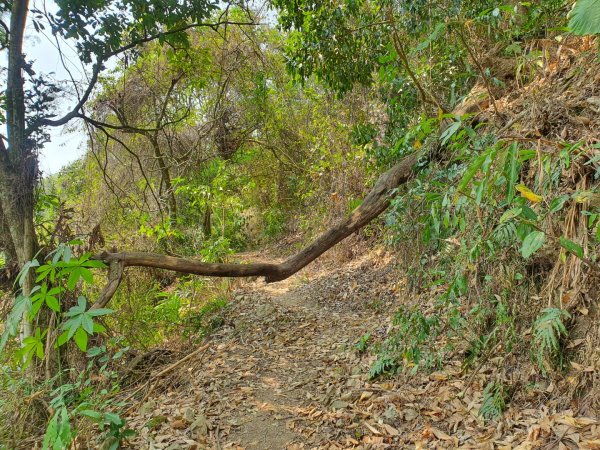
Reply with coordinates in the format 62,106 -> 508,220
1,0 -> 599,446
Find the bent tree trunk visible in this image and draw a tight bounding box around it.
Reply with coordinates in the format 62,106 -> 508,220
92,151 -> 421,309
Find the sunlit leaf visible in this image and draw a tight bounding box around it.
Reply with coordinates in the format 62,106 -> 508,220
516,184 -> 543,203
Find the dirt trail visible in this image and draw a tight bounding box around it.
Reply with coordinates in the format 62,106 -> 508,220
125,249 -> 398,449
124,248 -> 600,449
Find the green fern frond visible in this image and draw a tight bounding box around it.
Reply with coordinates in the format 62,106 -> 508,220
480,381 -> 506,420
491,221 -> 517,247
532,308 -> 571,374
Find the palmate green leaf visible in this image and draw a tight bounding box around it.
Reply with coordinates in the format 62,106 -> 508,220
569,0 -> 600,35
17,259 -> 39,287
57,331 -> 70,347
521,231 -> 545,258
31,298 -> 45,317
67,268 -> 81,290
62,316 -> 83,340
36,264 -> 54,283
81,259 -> 107,269
79,267 -> 93,284
46,296 -> 60,312
81,314 -> 94,334
88,307 -> 114,317
65,297 -> 87,317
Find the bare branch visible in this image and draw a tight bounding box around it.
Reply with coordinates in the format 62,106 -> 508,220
40,19 -> 258,128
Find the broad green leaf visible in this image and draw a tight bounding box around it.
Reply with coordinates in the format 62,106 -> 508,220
46,296 -> 60,312
57,331 -> 70,347
36,265 -> 53,282
30,298 -> 44,317
79,267 -> 93,284
67,268 -> 81,290
81,259 -> 107,269
559,236 -> 584,258
457,146 -> 496,195
104,412 -> 124,426
62,316 -> 83,340
521,231 -> 545,258
36,340 -> 45,359
81,314 -> 94,334
520,205 -> 538,221
549,195 -> 569,213
74,327 -> 88,352
499,207 -> 522,224
78,409 -> 102,421
86,346 -> 105,357
92,323 -> 107,333
569,0 -> 600,35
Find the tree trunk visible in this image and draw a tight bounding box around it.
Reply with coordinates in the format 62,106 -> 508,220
0,202 -> 17,266
150,136 -> 178,221
1,0 -> 38,346
203,204 -> 212,237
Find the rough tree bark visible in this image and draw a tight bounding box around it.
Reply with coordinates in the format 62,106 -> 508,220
0,0 -> 38,342
91,151 -> 421,309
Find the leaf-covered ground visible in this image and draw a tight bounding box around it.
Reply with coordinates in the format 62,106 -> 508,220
121,248 -> 599,449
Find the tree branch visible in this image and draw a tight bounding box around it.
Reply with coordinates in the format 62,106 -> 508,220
93,151 -> 421,307
40,19 -> 257,128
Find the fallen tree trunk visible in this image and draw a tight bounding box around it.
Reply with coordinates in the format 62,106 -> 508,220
92,151 -> 421,309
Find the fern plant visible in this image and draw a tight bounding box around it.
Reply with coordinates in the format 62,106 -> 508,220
369,307 -> 445,378
480,381 -> 506,421
532,308 -> 571,374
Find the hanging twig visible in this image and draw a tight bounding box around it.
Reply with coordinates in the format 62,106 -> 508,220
456,26 -> 501,118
